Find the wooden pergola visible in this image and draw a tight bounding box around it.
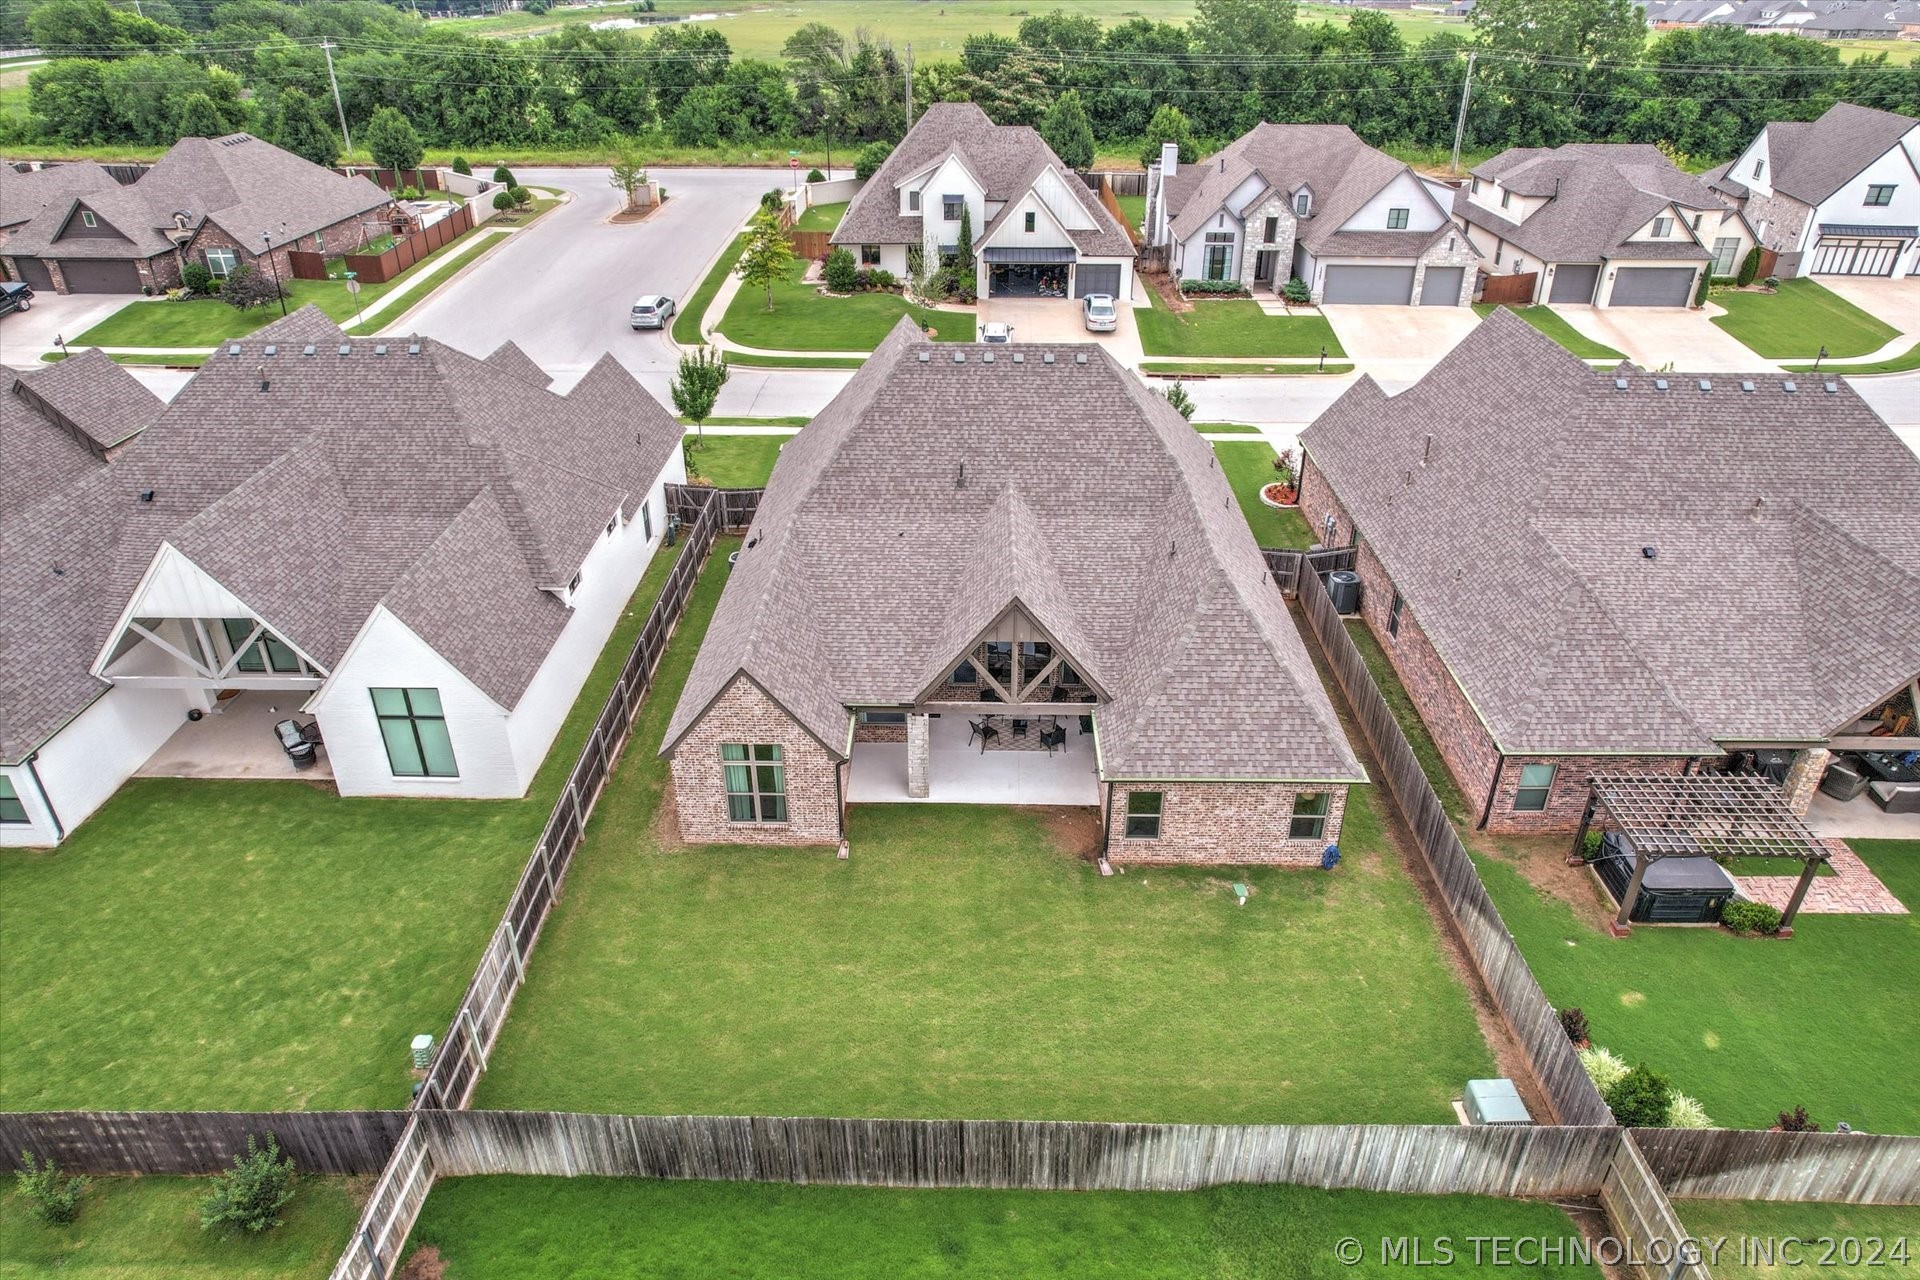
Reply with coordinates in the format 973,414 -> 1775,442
1575,773 -> 1831,936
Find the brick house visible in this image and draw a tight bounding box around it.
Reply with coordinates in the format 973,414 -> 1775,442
661,318 -> 1366,864
1,133 -> 391,295
1297,309 -> 1920,833
1143,122 -> 1476,306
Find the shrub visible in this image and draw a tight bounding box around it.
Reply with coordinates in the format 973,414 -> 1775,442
181,262 -> 213,295
854,140 -> 892,181
1737,245 -> 1762,286
1558,1006 -> 1590,1046
1577,1044 -> 1629,1093
1763,275 -> 1780,289
1722,900 -> 1782,935
1283,276 -> 1312,304
1605,1064 -> 1675,1128
15,1151 -> 89,1225
199,1133 -> 296,1238
1693,271 -> 1710,307
452,156 -> 471,176
1668,1093 -> 1714,1129
220,266 -> 286,312
1180,278 -> 1247,296
1777,1105 -> 1821,1132
1580,830 -> 1604,860
805,167 -> 825,183
759,188 -> 785,215
867,268 -> 898,291
492,190 -> 515,212
1161,381 -> 1195,420
492,165 -> 516,186
510,186 -> 532,209
823,246 -> 858,293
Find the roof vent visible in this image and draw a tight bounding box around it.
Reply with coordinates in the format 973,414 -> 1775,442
262,345 -> 277,356
407,343 -> 421,355
1074,352 -> 1087,364
953,351 -> 965,363
338,344 -> 351,356
1042,352 -> 1055,364
1740,380 -> 1755,392
374,344 -> 388,356
1697,379 -> 1711,392
1824,380 -> 1838,393
227,345 -> 241,356
1751,495 -> 1767,518
1782,380 -> 1797,393
957,462 -> 966,488
1641,546 -> 1657,560
1613,378 -> 1628,390
139,489 -> 154,504
1653,378 -> 1668,391
302,344 -> 316,356
917,350 -> 930,363
257,365 -> 269,392
1011,352 -> 1024,363
982,351 -> 994,363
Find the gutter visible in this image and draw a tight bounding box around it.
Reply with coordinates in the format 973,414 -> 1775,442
23,752 -> 65,842
1476,753 -> 1504,832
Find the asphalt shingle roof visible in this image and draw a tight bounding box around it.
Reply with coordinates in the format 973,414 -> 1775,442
1714,102 -> 1919,207
14,346 -> 165,450
0,159 -> 121,230
1299,310 -> 1920,755
0,307 -> 683,764
663,318 -> 1364,785
1,352 -> 162,523
1456,144 -> 1728,264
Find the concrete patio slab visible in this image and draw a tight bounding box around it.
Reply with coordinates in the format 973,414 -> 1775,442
1805,787 -> 1920,840
848,712 -> 1098,806
136,691 -> 333,782
1549,304 -> 1768,372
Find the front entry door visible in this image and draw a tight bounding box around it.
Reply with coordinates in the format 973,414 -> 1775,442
1254,249 -> 1278,284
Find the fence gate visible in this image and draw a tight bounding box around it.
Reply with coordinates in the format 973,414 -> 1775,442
1479,271 -> 1538,306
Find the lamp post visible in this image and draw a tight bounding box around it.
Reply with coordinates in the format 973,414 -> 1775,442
1812,344 -> 1828,374
54,333 -> 67,358
261,230 -> 287,317
344,270 -> 364,332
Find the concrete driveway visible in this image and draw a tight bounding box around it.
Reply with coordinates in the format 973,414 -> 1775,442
976,296 -> 1141,362
1813,276 -> 1920,337
1320,304 -> 1481,380
0,293 -> 129,368
1549,304 -> 1766,372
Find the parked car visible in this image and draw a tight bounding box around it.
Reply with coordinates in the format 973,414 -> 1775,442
1082,293 -> 1117,333
630,295 -> 675,329
0,281 -> 33,317
978,321 -> 1014,343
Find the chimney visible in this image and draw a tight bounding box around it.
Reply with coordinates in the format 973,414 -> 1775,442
1160,140 -> 1179,179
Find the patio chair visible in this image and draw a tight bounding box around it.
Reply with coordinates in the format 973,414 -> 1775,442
1820,757 -> 1869,802
972,719 -> 1000,754
1078,714 -> 1094,736
1869,781 -> 1920,814
1040,724 -> 1067,755
980,688 -> 1002,703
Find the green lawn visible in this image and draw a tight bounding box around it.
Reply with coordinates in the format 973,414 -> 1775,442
719,269 -> 963,351
1193,421 -> 1266,434
1710,280 -> 1900,360
675,230 -> 747,344
407,1178 -> 1600,1279
718,351 -> 871,369
1213,440 -> 1314,549
71,228 -> 511,348
1473,304 -> 1625,361
0,1175 -> 360,1279
473,544 -> 1494,1122
1137,292 -> 1346,359
796,200 -> 846,232
1142,360 -> 1355,376
1347,622 -> 1471,829
1785,340 -> 1920,375
0,542 -> 687,1111
1677,1200 -> 1920,1279
1115,192 -> 1146,228
684,433 -> 793,488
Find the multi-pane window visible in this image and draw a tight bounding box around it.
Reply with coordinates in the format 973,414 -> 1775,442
1513,763 -> 1556,811
1289,792 -> 1330,840
641,501 -> 653,540
1753,159 -> 1765,180
0,776 -> 28,824
372,688 -> 457,778
1500,189 -> 1511,209
722,744 -> 786,822
1867,184 -> 1897,206
942,195 -> 964,221
1652,217 -> 1673,238
1387,207 -> 1409,230
1294,192 -> 1311,216
860,244 -> 881,265
984,641 -> 1014,683
80,210 -> 98,228
1024,211 -> 1036,232
952,660 -> 977,685
1124,791 -> 1163,839
1387,591 -> 1404,637
1712,237 -> 1741,276
205,247 -> 238,278
222,618 -> 302,674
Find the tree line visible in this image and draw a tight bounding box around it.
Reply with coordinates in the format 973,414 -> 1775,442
13,0 -> 1920,165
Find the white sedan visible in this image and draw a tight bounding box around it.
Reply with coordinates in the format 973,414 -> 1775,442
1082,294 -> 1118,333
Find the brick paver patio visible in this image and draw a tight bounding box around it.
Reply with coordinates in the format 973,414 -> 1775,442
1733,839 -> 1909,915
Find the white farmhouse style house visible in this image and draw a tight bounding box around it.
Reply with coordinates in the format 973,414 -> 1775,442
0,308 -> 685,846
830,102 -> 1136,302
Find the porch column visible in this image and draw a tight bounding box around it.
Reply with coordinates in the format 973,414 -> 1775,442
906,713 -> 931,799
1780,856 -> 1821,935
1779,748 -> 1831,816
1611,850 -> 1649,937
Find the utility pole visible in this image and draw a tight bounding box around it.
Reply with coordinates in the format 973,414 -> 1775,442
1450,51 -> 1476,176
321,39 -> 353,156
904,42 -> 914,129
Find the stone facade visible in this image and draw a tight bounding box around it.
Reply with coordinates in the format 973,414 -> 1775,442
1103,780 -> 1347,865
669,676 -> 846,846
1409,229 -> 1479,308
1780,747 -> 1831,816
906,713 -> 930,798
1738,189 -> 1814,263
1236,192 -> 1299,293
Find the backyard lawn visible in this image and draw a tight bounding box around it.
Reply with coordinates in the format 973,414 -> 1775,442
1115,192 -> 1146,229
406,1178 -> 1602,1279
1214,440 -> 1314,548
1677,1200 -> 1920,1279
0,1175 -> 361,1279
795,200 -> 846,231
1473,303 -> 1625,361
1136,292 -> 1346,358
1710,280 -> 1900,359
718,268 -> 963,351
684,433 -> 792,488
473,541 -> 1494,1123
0,542 -> 687,1112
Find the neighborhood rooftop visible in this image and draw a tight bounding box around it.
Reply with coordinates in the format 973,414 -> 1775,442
1707,101 -> 1920,207
1457,144 -> 1729,264
1,349 -> 164,520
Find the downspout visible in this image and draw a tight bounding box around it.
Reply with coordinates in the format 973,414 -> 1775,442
1100,781 -> 1114,859
1475,753 -> 1505,832
23,752 -> 65,842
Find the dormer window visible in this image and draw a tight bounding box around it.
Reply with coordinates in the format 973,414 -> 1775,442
908,190 -> 921,212
1471,177 -> 1481,194
1294,191 -> 1311,217
1652,216 -> 1673,238
1024,211 -> 1035,232
1500,188 -> 1512,209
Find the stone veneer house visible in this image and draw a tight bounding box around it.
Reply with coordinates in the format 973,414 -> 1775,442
1143,122 -> 1475,306
1706,102 -> 1920,279
0,307 -> 685,846
2,134 -> 392,295
662,318 -> 1365,863
830,102 -> 1136,301
1455,143 -> 1756,307
1297,309 -> 1920,833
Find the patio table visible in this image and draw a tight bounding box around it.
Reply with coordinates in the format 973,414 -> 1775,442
1860,751 -> 1920,784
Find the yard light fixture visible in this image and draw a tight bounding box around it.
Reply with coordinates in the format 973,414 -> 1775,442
1318,344 -> 1327,372
1813,344 -> 1828,373
261,230 -> 288,318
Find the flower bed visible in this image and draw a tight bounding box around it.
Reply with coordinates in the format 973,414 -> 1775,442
1260,482 -> 1299,508
1179,278 -> 1251,299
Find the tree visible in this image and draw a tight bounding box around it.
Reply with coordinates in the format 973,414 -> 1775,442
15,1152 -> 89,1225
1737,245 -> 1763,287
609,148 -> 648,210
1603,1065 -> 1675,1128
452,156 -> 472,176
174,92 -> 227,140
200,1133 -> 296,1237
1140,104 -> 1198,169
1039,89 -> 1095,171
364,105 -> 423,177
492,189 -> 516,213
955,204 -> 974,268
1471,0 -> 1649,147
493,165 -> 517,185
1162,382 -> 1196,420
735,209 -> 796,311
271,88 -> 339,168
220,266 -> 287,312
823,245 -> 858,292
855,141 -> 892,180
670,346 -> 730,447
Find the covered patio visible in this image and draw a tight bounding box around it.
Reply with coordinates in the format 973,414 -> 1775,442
1575,773 -> 1830,936
847,712 -> 1098,806
136,691 -> 332,782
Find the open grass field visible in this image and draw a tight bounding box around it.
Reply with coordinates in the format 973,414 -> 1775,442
0,541 -> 687,1112
684,432 -> 793,487
795,200 -> 845,232
473,542 -> 1495,1122
1137,293 -> 1347,359
1676,1200 -> 1920,1279
0,1175 -> 361,1280
1711,279 -> 1901,360
406,1177 -> 1602,1279
1213,440 -> 1313,548
1474,304 -> 1625,361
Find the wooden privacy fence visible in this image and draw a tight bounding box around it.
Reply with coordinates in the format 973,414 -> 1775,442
1087,169 -> 1148,196
414,491 -> 726,1113
1636,1129 -> 1920,1205
1263,545 -> 1355,595
1605,1131 -> 1712,1280
1480,271 -> 1538,306
1296,571 -> 1614,1128
788,228 -> 834,259
0,1111 -> 405,1176
329,1116 -> 435,1280
667,483 -> 762,531
1098,178 -> 1143,246
342,204 -> 476,285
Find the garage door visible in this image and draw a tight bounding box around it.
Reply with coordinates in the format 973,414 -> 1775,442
1810,238 -> 1902,276
1323,265 -> 1414,305
1609,266 -> 1695,307
1548,264 -> 1600,305
1074,262 -> 1121,299
1417,267 -> 1463,306
58,258 -> 141,293
12,257 -> 53,291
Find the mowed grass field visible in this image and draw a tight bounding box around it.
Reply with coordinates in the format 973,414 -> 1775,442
1676,1200 -> 1920,1279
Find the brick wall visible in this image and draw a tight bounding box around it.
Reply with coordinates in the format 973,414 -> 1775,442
187,208 -> 389,285
1236,193 -> 1298,293
1103,780 -> 1346,865
852,720 -> 906,744
1488,753 -> 1689,835
669,676 -> 845,846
